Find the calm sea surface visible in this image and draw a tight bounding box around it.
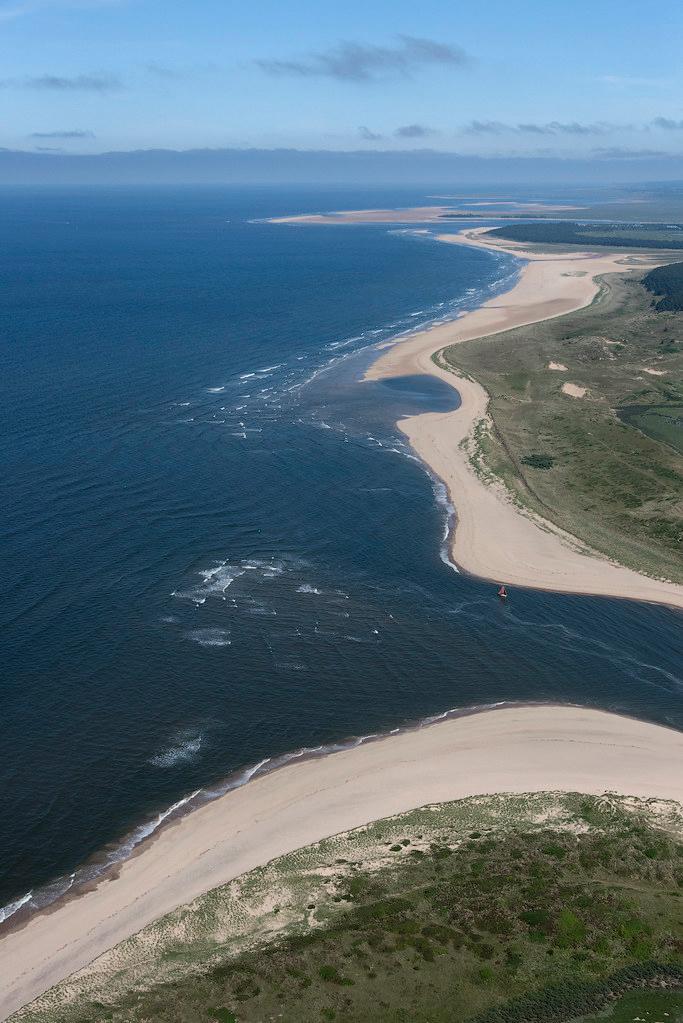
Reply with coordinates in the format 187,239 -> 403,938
1,186 -> 681,919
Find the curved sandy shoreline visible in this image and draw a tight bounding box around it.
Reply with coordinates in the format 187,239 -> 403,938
1,705 -> 682,1019
367,227 -> 683,610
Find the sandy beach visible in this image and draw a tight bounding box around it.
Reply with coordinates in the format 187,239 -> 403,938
367,227 -> 683,610
266,203 -> 586,225
1,704 -> 682,1019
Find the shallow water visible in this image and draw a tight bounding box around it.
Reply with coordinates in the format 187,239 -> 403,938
1,186 -> 681,921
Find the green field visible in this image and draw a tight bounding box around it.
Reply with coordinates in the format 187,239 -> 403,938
438,270 -> 683,583
15,793 -> 683,1023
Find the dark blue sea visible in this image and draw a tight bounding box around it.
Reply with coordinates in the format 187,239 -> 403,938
1,186 -> 681,922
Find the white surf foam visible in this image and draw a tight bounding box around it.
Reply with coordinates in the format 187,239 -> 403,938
185,627 -> 231,647
0,891 -> 33,925
150,733 -> 205,768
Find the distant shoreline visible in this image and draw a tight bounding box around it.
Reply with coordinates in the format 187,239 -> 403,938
367,226 -> 683,610
1,704 -> 682,1020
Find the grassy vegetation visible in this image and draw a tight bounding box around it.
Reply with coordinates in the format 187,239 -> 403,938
440,271 -> 683,582
486,222 -> 683,249
577,988 -> 683,1023
15,793 -> 683,1023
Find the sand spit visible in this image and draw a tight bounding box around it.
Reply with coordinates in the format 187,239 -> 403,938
1,706 -> 682,1019
267,206 -> 451,225
267,202 -> 585,226
366,227 -> 683,610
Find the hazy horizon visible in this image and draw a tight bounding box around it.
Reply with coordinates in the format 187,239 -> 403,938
0,145 -> 682,186
1,0 -> 681,183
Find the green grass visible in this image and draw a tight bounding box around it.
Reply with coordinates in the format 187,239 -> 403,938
17,793 -> 683,1023
575,988 -> 683,1022
440,272 -> 683,582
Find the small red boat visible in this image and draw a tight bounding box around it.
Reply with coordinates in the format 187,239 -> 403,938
497,585 -> 507,599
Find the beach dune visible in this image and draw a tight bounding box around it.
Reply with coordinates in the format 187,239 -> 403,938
1,706 -> 683,1019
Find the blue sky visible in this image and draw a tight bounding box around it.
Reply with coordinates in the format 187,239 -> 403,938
2,0 -> 682,157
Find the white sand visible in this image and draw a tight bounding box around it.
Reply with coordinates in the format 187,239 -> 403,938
1,706 -> 682,1020
548,361 -> 568,371
366,228 -> 683,609
643,368 -> 667,376
562,383 -> 587,398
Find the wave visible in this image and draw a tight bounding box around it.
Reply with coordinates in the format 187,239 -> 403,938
0,891 -> 32,926
150,732 -> 205,768
185,627 -> 231,647
173,554 -> 309,608
0,784 -> 203,927
432,478 -> 459,574
173,561 -> 245,603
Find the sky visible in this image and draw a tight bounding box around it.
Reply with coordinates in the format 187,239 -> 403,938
1,0 -> 682,169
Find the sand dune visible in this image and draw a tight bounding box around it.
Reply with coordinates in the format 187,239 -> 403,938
1,706 -> 682,1020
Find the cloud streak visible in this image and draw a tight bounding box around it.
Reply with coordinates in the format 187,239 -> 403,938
592,146 -> 668,159
394,123 -> 437,138
0,72 -> 121,91
358,125 -> 382,141
652,116 -> 683,130
256,35 -> 470,82
463,120 -> 616,136
30,129 -> 95,138
26,72 -> 121,91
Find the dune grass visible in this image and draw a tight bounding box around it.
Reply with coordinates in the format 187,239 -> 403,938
15,793 -> 683,1023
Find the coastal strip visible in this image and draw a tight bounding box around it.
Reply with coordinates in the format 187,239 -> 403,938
1,705 -> 683,1020
367,227 -> 683,609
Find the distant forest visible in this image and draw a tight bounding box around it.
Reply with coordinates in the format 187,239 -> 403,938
487,221 -> 683,249
643,261 -> 683,311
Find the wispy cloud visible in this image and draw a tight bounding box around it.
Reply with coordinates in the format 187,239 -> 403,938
652,116 -> 683,130
30,128 -> 95,138
462,120 -> 507,135
256,35 -> 471,83
462,119 -> 616,136
394,123 -> 437,138
25,73 -> 122,91
592,146 -> 668,159
144,62 -> 184,80
520,121 -> 613,136
358,125 -> 382,141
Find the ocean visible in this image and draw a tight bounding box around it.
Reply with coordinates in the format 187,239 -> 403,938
1,186 -> 681,922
